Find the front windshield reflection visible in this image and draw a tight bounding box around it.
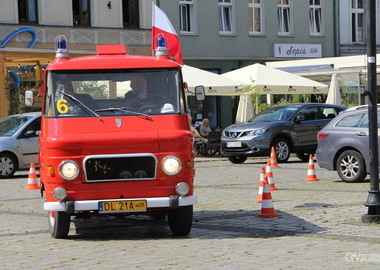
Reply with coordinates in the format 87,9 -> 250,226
45,69 -> 182,118
249,106 -> 299,122
0,116 -> 32,136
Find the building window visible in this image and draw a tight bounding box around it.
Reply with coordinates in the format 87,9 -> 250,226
309,0 -> 323,36
248,0 -> 264,35
179,0 -> 195,33
277,0 -> 292,35
18,0 -> 38,24
351,0 -> 365,43
73,0 -> 91,26
122,0 -> 139,28
219,0 -> 234,35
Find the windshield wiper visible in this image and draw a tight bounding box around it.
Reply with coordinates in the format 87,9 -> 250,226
95,107 -> 152,120
57,91 -> 104,122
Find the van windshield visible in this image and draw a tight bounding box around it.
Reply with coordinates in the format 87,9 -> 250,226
44,69 -> 183,118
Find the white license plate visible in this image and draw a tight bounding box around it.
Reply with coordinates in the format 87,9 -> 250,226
226,142 -> 241,148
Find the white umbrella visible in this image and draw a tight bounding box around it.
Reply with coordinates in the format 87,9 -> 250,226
182,65 -> 249,96
222,63 -> 328,94
235,94 -> 254,123
325,74 -> 341,105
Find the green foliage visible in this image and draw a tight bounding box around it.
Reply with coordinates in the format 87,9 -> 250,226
75,81 -> 108,98
249,91 -> 328,115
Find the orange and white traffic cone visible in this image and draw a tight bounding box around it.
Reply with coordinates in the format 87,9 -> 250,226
266,159 -> 279,190
304,154 -> 320,182
270,146 -> 280,168
254,167 -> 266,203
24,163 -> 39,190
257,179 -> 280,218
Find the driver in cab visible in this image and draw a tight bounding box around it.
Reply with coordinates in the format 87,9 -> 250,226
125,74 -> 150,109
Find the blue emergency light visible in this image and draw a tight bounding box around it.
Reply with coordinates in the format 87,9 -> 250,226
154,35 -> 169,57
55,35 -> 69,58
157,36 -> 166,48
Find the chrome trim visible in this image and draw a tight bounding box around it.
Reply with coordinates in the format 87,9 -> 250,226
44,195 -> 198,212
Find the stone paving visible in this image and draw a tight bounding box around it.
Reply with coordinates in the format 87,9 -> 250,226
1,157 -> 380,269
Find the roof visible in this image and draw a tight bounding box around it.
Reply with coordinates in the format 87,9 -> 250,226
47,54 -> 180,71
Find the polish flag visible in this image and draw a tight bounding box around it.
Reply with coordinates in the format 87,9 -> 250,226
152,4 -> 183,65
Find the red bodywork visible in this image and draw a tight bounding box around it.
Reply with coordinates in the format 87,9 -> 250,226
39,45 -> 196,218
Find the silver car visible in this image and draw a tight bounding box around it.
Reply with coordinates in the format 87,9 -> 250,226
0,112 -> 41,178
221,103 -> 346,164
316,107 -> 379,182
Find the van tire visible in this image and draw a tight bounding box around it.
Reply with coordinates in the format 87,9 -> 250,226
168,205 -> 193,236
48,211 -> 71,239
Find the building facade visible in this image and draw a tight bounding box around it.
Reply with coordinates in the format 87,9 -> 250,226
0,0 -> 338,126
0,0 -> 155,118
159,0 -> 338,127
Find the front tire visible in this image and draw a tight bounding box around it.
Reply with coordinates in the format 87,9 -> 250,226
228,156 -> 247,164
168,205 -> 193,236
0,153 -> 17,178
272,138 -> 291,163
336,150 -> 367,183
48,211 -> 71,239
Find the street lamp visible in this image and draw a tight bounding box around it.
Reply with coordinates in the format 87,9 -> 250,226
362,0 -> 380,223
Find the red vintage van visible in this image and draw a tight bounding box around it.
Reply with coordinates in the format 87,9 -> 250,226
38,36 -> 199,238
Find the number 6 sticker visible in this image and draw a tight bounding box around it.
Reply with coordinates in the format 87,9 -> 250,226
57,99 -> 69,114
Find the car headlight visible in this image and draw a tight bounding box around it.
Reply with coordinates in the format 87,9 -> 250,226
249,129 -> 268,136
59,160 -> 79,180
162,156 -> 181,175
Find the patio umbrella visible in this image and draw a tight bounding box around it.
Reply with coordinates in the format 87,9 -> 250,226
222,63 -> 328,94
235,94 -> 254,123
325,73 -> 341,105
182,65 -> 249,96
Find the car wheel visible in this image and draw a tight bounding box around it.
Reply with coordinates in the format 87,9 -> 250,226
296,153 -> 310,162
272,138 -> 290,163
48,211 -> 71,239
0,153 -> 18,179
336,150 -> 367,183
228,156 -> 247,164
168,205 -> 193,236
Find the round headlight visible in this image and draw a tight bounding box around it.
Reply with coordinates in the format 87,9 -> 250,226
175,182 -> 190,196
59,160 -> 79,180
162,156 -> 181,175
53,187 -> 67,201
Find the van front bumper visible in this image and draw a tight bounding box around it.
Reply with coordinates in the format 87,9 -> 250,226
44,195 -> 197,213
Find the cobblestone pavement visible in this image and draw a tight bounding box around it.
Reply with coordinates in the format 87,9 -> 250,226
1,157 -> 380,269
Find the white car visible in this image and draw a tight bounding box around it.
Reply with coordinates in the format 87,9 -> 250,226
0,112 -> 41,178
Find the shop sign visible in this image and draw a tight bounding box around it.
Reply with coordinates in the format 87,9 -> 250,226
274,44 -> 322,58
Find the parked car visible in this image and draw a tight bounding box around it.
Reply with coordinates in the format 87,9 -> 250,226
221,103 -> 346,164
316,106 -> 378,182
0,112 -> 41,178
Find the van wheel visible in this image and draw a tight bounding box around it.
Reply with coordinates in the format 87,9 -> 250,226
0,153 -> 17,178
228,156 -> 247,164
168,205 -> 193,236
48,211 -> 71,239
272,138 -> 290,163
336,150 -> 367,183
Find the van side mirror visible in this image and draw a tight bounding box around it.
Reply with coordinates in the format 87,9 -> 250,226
25,90 -> 34,107
195,85 -> 205,101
